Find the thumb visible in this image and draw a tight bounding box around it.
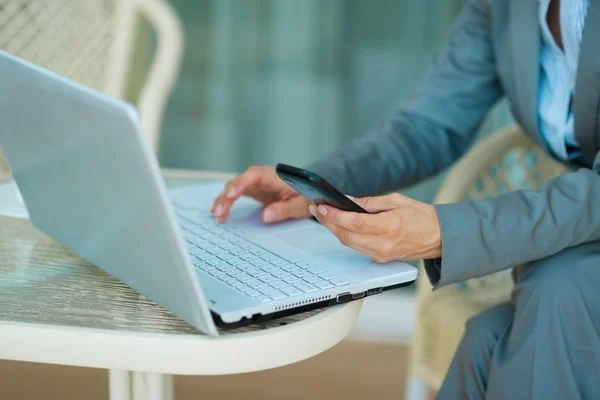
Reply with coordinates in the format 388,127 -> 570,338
262,196 -> 310,224
349,194 -> 401,213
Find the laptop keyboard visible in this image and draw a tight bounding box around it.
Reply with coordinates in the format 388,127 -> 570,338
173,204 -> 350,304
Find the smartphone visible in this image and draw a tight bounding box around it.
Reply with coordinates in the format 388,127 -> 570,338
275,163 -> 368,213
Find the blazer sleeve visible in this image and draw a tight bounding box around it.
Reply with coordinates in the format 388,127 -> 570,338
306,0 -> 502,197
425,155 -> 600,288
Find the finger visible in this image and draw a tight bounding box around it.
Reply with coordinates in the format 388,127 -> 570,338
211,179 -> 235,213
212,169 -> 264,222
262,196 -> 310,224
315,204 -> 389,235
211,180 -> 239,222
311,207 -> 385,256
350,194 -> 401,213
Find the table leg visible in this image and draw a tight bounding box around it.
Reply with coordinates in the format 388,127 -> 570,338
132,371 -> 175,400
109,369 -> 132,400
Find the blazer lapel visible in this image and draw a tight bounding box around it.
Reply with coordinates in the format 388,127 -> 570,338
510,0 -> 542,143
574,0 -> 600,161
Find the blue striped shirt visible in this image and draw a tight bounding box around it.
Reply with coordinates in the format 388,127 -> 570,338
538,0 -> 589,161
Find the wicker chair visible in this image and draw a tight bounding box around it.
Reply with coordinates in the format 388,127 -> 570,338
405,125 -> 569,399
0,0 -> 184,180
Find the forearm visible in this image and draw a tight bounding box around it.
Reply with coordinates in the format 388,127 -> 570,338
306,111 -> 474,197
426,163 -> 600,288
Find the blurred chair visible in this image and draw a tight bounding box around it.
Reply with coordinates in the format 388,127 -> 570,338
0,0 -> 184,181
405,125 -> 569,400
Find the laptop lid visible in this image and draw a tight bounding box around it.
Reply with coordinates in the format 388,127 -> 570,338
0,50 -> 219,336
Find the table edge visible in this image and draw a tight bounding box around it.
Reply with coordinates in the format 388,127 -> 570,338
0,301 -> 363,375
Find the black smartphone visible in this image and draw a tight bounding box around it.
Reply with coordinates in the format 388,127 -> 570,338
275,163 -> 368,213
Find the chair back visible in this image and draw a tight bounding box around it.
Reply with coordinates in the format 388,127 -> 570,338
0,0 -> 184,179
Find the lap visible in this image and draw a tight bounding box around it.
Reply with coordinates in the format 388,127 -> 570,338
466,240 -> 600,344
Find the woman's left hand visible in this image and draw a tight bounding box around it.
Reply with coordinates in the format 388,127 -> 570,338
309,193 -> 442,262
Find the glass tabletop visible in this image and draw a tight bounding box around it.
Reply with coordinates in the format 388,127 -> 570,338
0,175 -> 322,336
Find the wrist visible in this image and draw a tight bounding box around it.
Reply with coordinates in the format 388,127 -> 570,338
424,204 -> 442,259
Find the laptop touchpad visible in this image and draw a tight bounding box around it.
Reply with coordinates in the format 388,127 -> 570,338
276,225 -> 348,255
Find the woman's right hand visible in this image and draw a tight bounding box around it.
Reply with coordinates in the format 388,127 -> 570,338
211,165 -> 311,224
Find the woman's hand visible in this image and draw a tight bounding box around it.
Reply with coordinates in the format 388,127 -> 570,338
309,193 -> 442,262
211,165 -> 311,224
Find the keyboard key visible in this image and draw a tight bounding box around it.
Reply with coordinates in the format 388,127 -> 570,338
243,288 -> 261,298
303,275 -> 321,284
206,258 -> 220,267
260,265 -> 277,273
283,276 -> 301,284
237,263 -> 254,271
190,247 -> 204,256
271,270 -> 287,278
248,280 -> 267,290
314,280 -> 334,290
254,273 -> 269,281
281,264 -> 297,272
233,282 -> 246,291
329,278 -> 350,287
269,258 -> 286,267
226,269 -> 244,278
193,261 -> 207,271
207,268 -> 219,276
269,291 -> 287,301
216,273 -> 228,281
226,258 -> 244,266
224,277 -> 238,286
260,254 -> 277,261
280,286 -> 303,297
258,275 -> 277,283
292,270 -> 312,278
205,246 -> 222,255
318,273 -> 337,280
259,286 -> 277,295
293,282 -> 318,293
250,259 -> 268,267
247,269 -> 263,278
215,264 -> 233,272
307,266 -> 327,275
238,253 -> 257,261
269,281 -> 287,289
256,295 -> 271,304
236,274 -> 253,283
194,253 -> 212,262
295,261 -> 313,269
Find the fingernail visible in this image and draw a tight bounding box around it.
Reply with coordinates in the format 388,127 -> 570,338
214,204 -> 223,216
309,205 -> 317,217
317,205 -> 327,216
227,187 -> 237,199
263,209 -> 276,223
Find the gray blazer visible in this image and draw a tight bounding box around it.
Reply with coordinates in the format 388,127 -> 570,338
307,0 -> 600,288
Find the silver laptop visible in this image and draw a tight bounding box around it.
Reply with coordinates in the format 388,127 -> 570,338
0,50 -> 417,336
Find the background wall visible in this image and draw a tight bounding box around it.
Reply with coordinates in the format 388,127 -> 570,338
157,0 -> 513,204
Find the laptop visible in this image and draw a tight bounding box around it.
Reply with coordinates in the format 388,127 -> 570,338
0,50 -> 417,336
